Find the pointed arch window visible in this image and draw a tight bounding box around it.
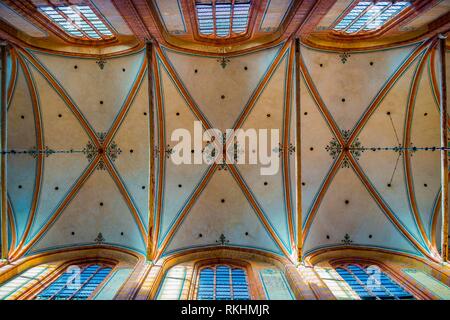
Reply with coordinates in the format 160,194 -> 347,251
197,265 -> 250,300
38,4 -> 114,40
335,264 -> 414,300
195,0 -> 251,38
333,1 -> 411,34
35,263 -> 112,300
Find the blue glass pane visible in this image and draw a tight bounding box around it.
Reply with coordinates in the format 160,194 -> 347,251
337,265 -> 414,300
36,265 -> 111,300
334,1 -> 411,33
197,265 -> 250,300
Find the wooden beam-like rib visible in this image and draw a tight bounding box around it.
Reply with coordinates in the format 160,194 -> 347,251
7,48 -> 16,106
7,198 -> 15,253
146,41 -> 156,261
103,58 -> 148,146
233,40 -> 291,131
299,52 -> 345,146
103,156 -> 147,243
8,55 -> 44,259
154,164 -> 218,261
349,155 -> 439,262
439,34 -> 448,261
403,44 -> 436,249
295,38 -> 302,263
349,38 -> 435,144
10,156 -> 100,260
154,44 -> 212,130
151,47 -> 165,260
282,41 -> 296,254
302,152 -> 345,242
16,48 -> 101,148
228,164 -> 293,261
1,44 -> 7,260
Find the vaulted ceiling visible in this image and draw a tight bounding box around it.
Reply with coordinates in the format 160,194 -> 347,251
1,1 -> 450,264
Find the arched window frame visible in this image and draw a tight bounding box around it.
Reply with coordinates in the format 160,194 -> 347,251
36,3 -> 117,42
21,258 -> 117,300
190,259 -> 261,300
329,258 -> 430,300
188,0 -> 259,44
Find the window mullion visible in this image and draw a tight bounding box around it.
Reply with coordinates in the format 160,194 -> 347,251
361,266 -> 398,300
67,266 -> 101,300
345,266 -> 379,300
72,7 -> 103,39
55,8 -> 89,39
213,0 -> 217,36
48,265 -> 84,300
342,4 -> 373,33
229,0 -> 235,36
213,265 -> 217,300
229,266 -> 233,300
357,3 -> 392,33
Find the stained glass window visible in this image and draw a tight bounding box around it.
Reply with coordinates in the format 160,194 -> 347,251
335,264 -> 414,300
333,1 -> 411,34
197,265 -> 250,300
196,1 -> 251,38
38,5 -> 114,40
36,264 -> 112,300
157,266 -> 188,300
0,265 -> 51,300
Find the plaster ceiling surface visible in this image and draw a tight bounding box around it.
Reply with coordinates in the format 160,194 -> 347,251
1,1 -> 448,262
6,48 -> 150,258
300,40 -> 442,260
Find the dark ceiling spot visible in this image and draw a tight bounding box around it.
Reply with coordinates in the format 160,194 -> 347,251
221,199 -> 225,203
345,200 -> 349,204
100,202 -> 104,206
100,100 -> 104,105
